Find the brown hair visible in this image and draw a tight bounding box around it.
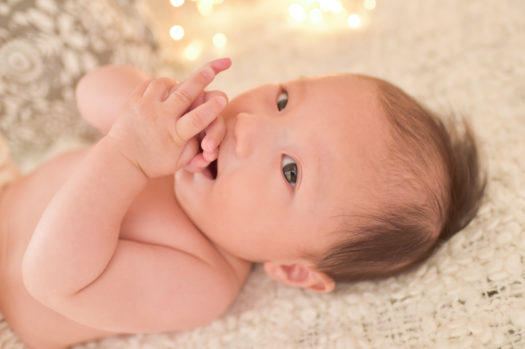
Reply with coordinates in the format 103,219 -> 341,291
314,76 -> 487,282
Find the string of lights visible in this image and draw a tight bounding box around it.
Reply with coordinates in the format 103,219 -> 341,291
164,0 -> 377,62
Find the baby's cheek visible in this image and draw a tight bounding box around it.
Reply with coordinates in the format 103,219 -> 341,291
172,173 -> 178,194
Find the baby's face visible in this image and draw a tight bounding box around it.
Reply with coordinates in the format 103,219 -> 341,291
175,74 -> 390,264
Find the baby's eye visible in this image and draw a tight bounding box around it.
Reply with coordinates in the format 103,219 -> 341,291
276,89 -> 288,111
282,155 -> 298,187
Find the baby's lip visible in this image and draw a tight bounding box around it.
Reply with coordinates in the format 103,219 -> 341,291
215,143 -> 222,179
216,115 -> 237,178
216,121 -> 232,179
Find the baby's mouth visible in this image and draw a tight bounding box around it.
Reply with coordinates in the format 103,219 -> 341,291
207,159 -> 218,180
200,156 -> 217,180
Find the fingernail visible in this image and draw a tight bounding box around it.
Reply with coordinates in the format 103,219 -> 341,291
204,138 -> 216,151
204,150 -> 218,162
216,96 -> 227,107
211,58 -> 232,70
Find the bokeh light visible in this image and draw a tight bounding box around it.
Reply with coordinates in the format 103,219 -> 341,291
164,0 -> 377,63
184,41 -> 203,60
347,14 -> 361,28
289,3 -> 307,22
170,0 -> 185,7
364,0 -> 376,10
169,25 -> 185,40
212,32 -> 227,47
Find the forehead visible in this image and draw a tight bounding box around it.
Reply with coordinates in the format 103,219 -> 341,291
285,74 -> 384,132
287,75 -> 390,216
287,74 -> 380,114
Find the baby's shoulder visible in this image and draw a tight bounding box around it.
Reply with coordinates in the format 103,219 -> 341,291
122,176 -> 252,289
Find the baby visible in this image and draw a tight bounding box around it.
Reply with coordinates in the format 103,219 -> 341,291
0,58 -> 485,348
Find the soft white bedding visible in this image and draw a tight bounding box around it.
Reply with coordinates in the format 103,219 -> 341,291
1,0 -> 524,347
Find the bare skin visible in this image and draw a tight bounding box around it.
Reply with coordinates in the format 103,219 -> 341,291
0,59 -> 390,348
0,59 -> 252,348
0,150 -> 252,348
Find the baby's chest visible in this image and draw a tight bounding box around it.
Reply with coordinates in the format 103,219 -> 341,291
120,177 -> 208,254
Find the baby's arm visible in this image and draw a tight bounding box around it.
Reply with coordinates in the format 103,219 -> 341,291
22,59 -> 237,332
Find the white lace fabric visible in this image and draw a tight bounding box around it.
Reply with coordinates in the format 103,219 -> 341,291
1,0 -> 525,348
0,0 -> 158,169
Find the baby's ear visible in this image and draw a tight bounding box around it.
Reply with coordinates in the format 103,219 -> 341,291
263,261 -> 335,293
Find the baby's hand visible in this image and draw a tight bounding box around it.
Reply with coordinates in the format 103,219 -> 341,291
182,89 -> 227,174
107,59 -> 230,178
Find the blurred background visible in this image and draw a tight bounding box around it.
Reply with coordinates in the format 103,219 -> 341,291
1,0 -> 525,348
140,0 -> 388,96
2,0 -> 522,169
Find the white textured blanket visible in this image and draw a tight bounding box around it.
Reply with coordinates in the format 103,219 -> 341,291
2,0 -> 525,347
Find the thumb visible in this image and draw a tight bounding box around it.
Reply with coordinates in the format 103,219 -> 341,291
176,137 -> 199,169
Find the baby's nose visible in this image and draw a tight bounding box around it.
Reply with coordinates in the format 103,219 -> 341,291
234,112 -> 259,158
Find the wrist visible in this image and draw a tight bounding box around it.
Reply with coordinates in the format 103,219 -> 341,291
95,136 -> 149,186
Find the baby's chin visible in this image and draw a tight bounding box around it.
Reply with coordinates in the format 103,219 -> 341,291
174,170 -> 224,239
174,168 -> 214,213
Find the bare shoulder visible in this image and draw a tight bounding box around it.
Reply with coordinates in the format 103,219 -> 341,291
121,175 -> 253,294
211,244 -> 253,292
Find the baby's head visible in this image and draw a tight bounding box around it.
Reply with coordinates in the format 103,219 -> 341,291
175,73 -> 486,293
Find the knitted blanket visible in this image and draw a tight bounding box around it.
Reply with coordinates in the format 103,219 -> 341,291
1,0 -> 524,347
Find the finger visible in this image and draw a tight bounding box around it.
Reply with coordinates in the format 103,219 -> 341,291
170,78 -> 228,110
177,137 -> 199,169
209,57 -> 232,73
164,58 -> 231,114
190,90 -> 228,111
183,90 -> 227,118
184,153 -> 209,173
157,77 -> 178,100
167,79 -> 181,95
202,149 -> 218,163
143,78 -> 173,101
130,79 -> 154,98
201,116 -> 225,152
172,96 -> 227,143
